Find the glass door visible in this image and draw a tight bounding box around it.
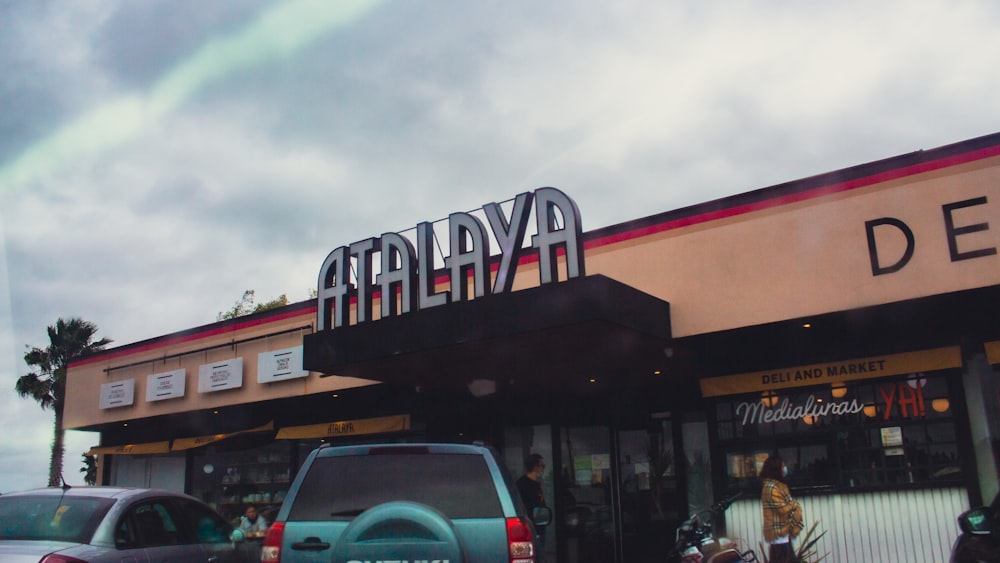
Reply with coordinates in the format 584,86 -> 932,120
617,419 -> 681,563
559,425 -> 615,563
503,425 -> 556,563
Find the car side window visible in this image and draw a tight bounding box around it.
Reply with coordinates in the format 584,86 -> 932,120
177,499 -> 231,543
114,514 -> 139,549
122,501 -> 181,548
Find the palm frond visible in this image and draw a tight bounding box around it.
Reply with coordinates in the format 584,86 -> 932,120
756,521 -> 829,563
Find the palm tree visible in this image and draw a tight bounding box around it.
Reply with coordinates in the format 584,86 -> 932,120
15,318 -> 112,487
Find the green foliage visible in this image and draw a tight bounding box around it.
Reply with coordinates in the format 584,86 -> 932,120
217,290 -> 289,321
15,318 -> 112,487
758,521 -> 828,563
81,453 -> 98,485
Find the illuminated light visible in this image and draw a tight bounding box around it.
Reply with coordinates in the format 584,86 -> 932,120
831,383 -> 847,398
863,405 -> 877,418
653,370 -> 661,376
331,393 -> 339,398
122,423 -> 128,427
761,391 -> 778,407
213,410 -> 219,415
802,323 -> 812,328
589,378 -> 597,383
932,398 -> 950,413
802,416 -> 815,425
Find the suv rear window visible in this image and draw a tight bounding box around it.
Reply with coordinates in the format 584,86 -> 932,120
287,452 -> 503,520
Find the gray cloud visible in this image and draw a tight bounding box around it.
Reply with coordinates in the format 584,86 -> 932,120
4,0 -> 1000,492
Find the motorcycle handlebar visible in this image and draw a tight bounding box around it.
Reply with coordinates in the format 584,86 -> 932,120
712,492 -> 743,512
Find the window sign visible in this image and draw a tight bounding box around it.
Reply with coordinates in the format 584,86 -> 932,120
100,379 -> 135,409
735,394 -> 864,425
716,370 -> 961,493
198,358 -> 243,393
258,346 -> 308,383
146,369 -> 185,402
880,426 -> 903,447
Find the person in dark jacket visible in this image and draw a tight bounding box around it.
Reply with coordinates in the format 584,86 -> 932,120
516,453 -> 547,559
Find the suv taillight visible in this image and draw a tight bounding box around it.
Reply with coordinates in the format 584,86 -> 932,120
261,521 -> 285,562
506,516 -> 536,563
40,556 -> 86,563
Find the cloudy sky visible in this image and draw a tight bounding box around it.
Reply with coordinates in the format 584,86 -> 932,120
2,0 -> 999,492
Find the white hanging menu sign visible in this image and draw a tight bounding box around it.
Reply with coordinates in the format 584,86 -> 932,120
100,379 -> 135,409
146,369 -> 186,402
198,358 -> 244,393
258,345 -> 309,383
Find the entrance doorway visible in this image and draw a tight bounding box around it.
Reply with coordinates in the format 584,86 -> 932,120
559,425 -> 615,563
502,425 -> 557,563
503,416 -> 694,563
618,419 -> 682,563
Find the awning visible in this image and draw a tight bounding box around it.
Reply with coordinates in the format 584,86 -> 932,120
170,421 -> 274,451
276,414 -> 411,440
986,340 -> 1000,365
303,274 -> 672,390
86,441 -> 171,456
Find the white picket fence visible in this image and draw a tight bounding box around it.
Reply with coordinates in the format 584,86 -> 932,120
723,487 -> 968,562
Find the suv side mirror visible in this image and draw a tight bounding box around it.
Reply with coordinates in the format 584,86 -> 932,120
958,507 -> 992,535
533,506 -> 552,527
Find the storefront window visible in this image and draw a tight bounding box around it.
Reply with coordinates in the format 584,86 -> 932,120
716,371 -> 962,495
190,441 -> 292,525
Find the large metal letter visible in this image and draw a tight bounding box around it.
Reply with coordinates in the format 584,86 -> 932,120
943,196 -> 996,262
349,237 -> 379,323
417,221 -> 449,310
865,218 -> 914,276
531,187 -> 585,284
445,212 -> 490,301
377,232 -> 417,318
317,246 -> 351,330
484,192 -> 534,294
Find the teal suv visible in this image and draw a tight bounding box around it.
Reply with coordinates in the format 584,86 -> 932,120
261,442 -> 551,563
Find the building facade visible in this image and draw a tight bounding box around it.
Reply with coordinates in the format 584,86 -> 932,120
65,132 -> 1000,562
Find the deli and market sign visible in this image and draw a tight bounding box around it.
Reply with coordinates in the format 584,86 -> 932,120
316,187 -> 584,331
699,346 -> 962,398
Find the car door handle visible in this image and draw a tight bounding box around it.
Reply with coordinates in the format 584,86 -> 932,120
292,537 -> 331,550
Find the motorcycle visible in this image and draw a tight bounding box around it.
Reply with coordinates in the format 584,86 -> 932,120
950,491 -> 1000,563
668,493 -> 758,563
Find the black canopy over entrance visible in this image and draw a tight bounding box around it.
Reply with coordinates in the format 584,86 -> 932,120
303,274 -> 672,392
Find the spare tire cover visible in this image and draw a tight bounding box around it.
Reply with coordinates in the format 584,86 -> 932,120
332,501 -> 464,563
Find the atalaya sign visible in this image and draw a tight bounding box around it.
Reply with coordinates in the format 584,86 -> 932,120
317,187 -> 585,331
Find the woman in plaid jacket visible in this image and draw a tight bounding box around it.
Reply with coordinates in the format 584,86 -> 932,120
760,455 -> 803,563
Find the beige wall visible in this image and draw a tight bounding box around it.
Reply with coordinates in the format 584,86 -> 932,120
586,156 -> 1000,336
64,309 -> 376,430
66,154 -> 1000,429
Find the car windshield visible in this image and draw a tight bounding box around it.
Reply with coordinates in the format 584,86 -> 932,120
0,495 -> 115,543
